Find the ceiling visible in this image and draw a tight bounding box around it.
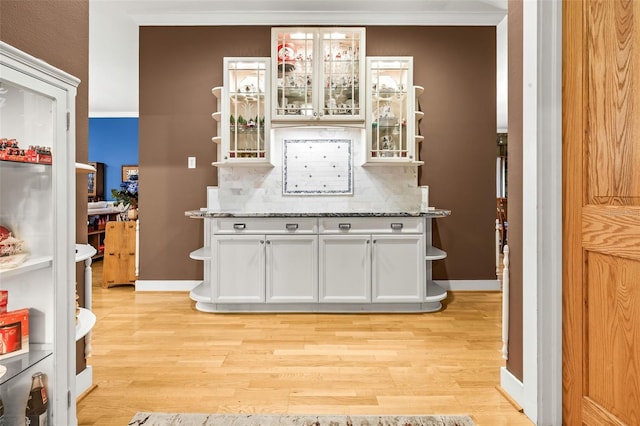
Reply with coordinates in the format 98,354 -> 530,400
88,0 -> 508,117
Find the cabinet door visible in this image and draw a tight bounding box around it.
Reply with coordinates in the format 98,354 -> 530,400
371,234 -> 424,302
211,235 -> 265,303
319,235 -> 371,303
218,57 -> 271,164
365,56 -> 418,164
265,235 -> 318,303
272,27 -> 365,122
0,42 -> 77,425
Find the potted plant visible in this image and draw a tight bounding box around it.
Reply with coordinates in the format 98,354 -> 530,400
111,174 -> 138,220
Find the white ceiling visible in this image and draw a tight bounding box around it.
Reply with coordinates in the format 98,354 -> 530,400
89,0 -> 508,117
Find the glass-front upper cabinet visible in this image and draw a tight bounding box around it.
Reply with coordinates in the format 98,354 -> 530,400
271,27 -> 365,123
0,41 -> 77,425
212,57 -> 271,166
365,56 -> 422,165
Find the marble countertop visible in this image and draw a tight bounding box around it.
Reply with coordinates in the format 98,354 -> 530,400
185,209 -> 451,218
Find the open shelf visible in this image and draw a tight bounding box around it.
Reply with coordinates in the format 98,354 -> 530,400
0,349 -> 52,386
75,308 -> 96,341
0,255 -> 52,279
189,247 -> 211,261
425,246 -> 447,261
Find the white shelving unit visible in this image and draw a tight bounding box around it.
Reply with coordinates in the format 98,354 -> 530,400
0,41 -> 79,425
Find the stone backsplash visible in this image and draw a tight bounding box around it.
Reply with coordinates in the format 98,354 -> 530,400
209,126 -> 424,213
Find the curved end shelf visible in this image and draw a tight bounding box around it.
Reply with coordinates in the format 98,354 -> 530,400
211,111 -> 222,122
425,280 -> 447,303
415,135 -> 424,144
211,86 -> 222,98
189,281 -> 212,303
415,111 -> 424,121
75,308 -> 96,341
414,85 -> 424,97
425,246 -> 447,261
190,246 -> 211,261
75,243 -> 97,263
211,136 -> 222,144
75,162 -> 96,173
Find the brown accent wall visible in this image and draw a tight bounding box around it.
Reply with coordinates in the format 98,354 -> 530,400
0,0 -> 90,374
139,26 -> 497,282
507,1 -> 524,381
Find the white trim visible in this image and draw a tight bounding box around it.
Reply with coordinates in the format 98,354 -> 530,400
500,366 -> 525,409
131,11 -> 506,26
521,1 -> 563,425
76,366 -> 93,397
89,111 -> 139,118
135,280 -> 200,292
433,279 -> 501,291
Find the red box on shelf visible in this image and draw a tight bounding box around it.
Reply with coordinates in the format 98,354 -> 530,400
0,290 -> 7,313
0,308 -> 29,360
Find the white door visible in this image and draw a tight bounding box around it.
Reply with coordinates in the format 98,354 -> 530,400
211,235 -> 265,303
266,235 -> 318,303
371,234 -> 424,303
318,235 -> 371,303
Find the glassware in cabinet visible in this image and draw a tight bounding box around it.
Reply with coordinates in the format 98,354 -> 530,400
0,41 -> 78,425
271,27 -> 365,122
365,56 -> 422,166
212,58 -> 271,166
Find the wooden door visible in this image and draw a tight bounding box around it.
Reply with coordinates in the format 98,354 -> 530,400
564,1 -> 640,424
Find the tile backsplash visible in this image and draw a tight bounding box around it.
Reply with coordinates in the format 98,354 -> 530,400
209,126 -> 424,213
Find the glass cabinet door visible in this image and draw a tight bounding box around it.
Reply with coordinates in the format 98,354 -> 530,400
1,41 -> 77,425
219,58 -> 270,163
272,27 -> 365,122
366,57 -> 419,164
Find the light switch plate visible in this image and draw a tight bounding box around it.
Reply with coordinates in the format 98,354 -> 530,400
188,156 -> 196,168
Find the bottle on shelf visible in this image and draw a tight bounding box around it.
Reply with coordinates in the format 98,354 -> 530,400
25,372 -> 48,426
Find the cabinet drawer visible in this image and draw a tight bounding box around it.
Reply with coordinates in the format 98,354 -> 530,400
319,217 -> 423,234
213,217 -> 317,234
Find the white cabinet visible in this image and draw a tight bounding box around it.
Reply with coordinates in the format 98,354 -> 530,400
365,56 -> 422,165
210,218 -> 318,304
266,235 -> 318,303
371,235 -> 424,302
188,214 -> 449,313
211,57 -> 271,167
319,235 -> 371,303
319,218 -> 424,303
212,235 -> 265,303
271,27 -> 365,122
0,42 -> 78,425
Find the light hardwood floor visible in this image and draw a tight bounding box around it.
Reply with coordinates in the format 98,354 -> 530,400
76,261 -> 531,426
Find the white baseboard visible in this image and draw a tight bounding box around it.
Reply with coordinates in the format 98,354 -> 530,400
135,280 -> 200,292
434,279 -> 501,291
136,279 -> 499,292
500,366 -> 525,410
76,365 -> 93,396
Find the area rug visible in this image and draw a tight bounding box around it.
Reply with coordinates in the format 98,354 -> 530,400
128,413 -> 476,426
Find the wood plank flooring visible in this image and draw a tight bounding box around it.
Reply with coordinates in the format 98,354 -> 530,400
76,261 -> 532,426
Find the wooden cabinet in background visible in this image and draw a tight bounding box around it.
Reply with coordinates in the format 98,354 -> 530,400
87,161 -> 104,201
103,221 -> 136,288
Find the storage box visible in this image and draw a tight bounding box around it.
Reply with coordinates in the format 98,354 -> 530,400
0,308 -> 29,360
0,290 -> 7,313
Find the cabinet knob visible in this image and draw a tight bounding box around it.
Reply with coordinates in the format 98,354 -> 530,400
233,223 -> 246,230
285,223 -> 299,231
372,240 -> 377,244
338,223 -> 351,231
260,240 -> 265,244
266,240 -> 271,245
390,223 -> 403,230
